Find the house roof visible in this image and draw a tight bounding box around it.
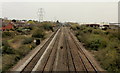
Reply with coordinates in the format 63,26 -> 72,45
0,22 -> 14,30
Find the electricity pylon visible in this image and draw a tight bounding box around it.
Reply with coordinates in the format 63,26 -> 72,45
37,8 -> 45,22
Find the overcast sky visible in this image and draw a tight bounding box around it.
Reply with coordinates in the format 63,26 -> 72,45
2,2 -> 118,23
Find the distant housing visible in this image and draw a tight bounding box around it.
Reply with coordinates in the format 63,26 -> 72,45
0,22 -> 14,31
85,24 -> 100,27
80,23 -> 119,29
0,19 -> 36,31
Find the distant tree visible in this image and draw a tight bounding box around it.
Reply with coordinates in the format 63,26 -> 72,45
22,20 -> 27,22
27,20 -> 35,25
56,20 -> 59,23
29,20 -> 32,21
12,19 -> 16,23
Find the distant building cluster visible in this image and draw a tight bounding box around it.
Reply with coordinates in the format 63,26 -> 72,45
79,22 -> 120,29
0,18 -> 36,31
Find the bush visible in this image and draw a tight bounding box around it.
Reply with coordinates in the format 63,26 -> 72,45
32,28 -> 45,38
2,54 -> 16,71
88,39 -> 102,51
24,26 -> 33,30
81,27 -> 93,33
42,23 -> 54,31
70,23 -> 80,30
93,29 -> 101,34
22,37 -> 33,44
104,31 -> 109,35
88,29 -> 92,33
2,41 -> 15,54
16,28 -> 23,32
87,35 -> 107,50
2,46 -> 14,54
77,34 -> 88,43
2,31 -> 15,38
16,45 -> 31,57
30,43 -> 36,50
96,48 -> 120,72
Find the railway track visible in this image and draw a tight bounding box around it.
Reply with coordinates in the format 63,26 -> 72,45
64,29 -> 98,73
64,27 -> 98,73
12,26 -> 101,73
20,28 -> 61,73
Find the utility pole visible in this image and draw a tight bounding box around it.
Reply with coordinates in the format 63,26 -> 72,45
37,8 -> 44,22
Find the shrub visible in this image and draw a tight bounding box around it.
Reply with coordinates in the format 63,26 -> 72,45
93,29 -> 101,34
88,29 -> 92,33
2,41 -> 15,54
16,28 -> 23,33
2,46 -> 14,54
16,45 -> 31,57
14,55 -> 21,62
30,43 -> 36,50
77,35 -> 82,42
26,27 -> 32,30
87,35 -> 107,51
22,37 -> 33,44
42,23 -> 54,31
77,34 -> 88,43
32,28 -> 45,38
96,48 -> 120,72
70,24 -> 80,30
2,54 -> 16,72
104,31 -> 109,35
118,33 -> 120,40
88,39 -> 101,51
81,27 -> 93,33
2,31 -> 15,38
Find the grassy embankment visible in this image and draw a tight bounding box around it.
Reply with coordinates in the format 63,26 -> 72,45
2,21 -> 57,72
71,24 -> 120,73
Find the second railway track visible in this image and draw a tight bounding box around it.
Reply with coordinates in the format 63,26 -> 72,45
68,27 -> 98,73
